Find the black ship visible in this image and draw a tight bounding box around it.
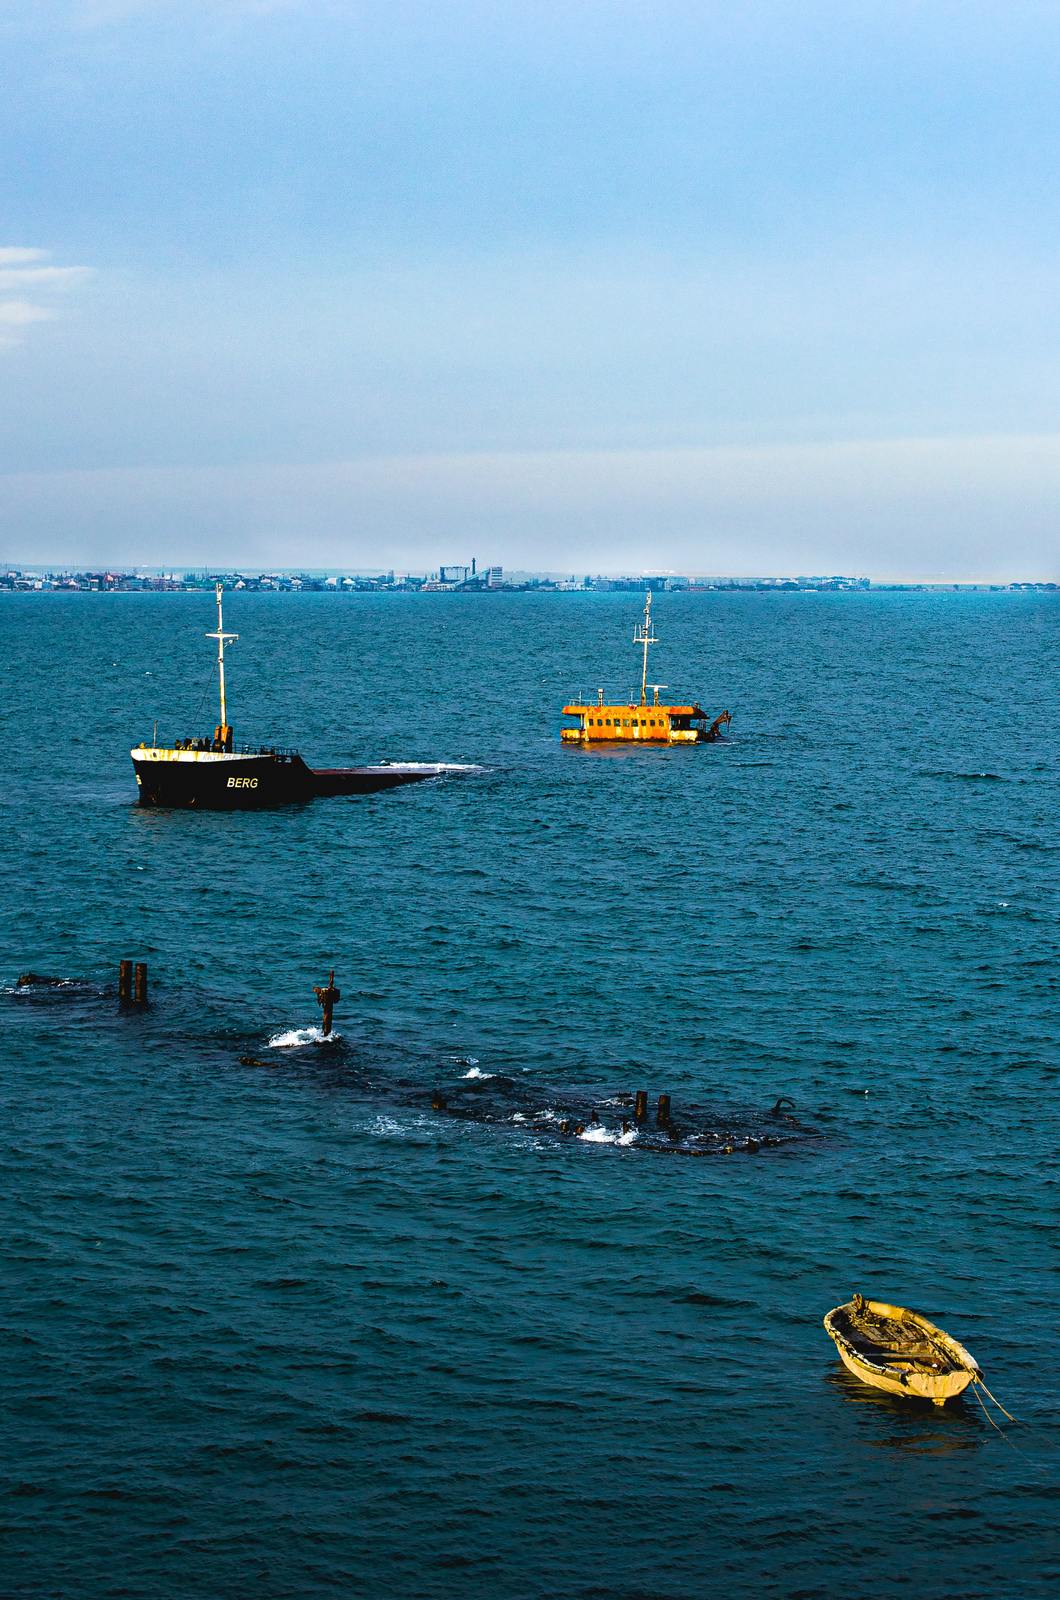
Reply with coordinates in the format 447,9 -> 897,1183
131,586 -> 462,808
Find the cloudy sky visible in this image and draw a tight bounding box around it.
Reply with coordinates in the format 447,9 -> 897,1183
2,0 -> 1059,577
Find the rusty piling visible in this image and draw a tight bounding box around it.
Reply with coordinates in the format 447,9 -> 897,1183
634,1089 -> 648,1123
119,959 -> 148,1009
313,969 -> 341,1036
656,1093 -> 672,1128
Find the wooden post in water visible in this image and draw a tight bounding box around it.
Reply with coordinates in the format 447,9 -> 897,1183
634,1089 -> 648,1123
656,1093 -> 672,1128
118,959 -> 133,1006
313,969 -> 341,1036
133,962 -> 148,1008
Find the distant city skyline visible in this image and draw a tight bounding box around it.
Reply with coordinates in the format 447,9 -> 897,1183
2,3 -> 1059,580
4,561 -> 1053,594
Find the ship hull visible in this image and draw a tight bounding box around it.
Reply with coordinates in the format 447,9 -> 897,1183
560,727 -> 719,745
131,751 -> 441,809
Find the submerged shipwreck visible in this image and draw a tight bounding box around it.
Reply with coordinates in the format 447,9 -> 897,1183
562,591 -> 732,745
131,586 -> 464,808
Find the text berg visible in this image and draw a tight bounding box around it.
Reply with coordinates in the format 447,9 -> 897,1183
227,776 -> 259,789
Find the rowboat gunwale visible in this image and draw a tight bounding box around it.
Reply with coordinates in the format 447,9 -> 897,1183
824,1295 -> 982,1406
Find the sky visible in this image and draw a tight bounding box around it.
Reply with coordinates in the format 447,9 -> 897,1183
2,0 -> 1059,578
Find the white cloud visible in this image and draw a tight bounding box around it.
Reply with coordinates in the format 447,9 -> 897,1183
0,302 -> 56,326
0,266 -> 91,292
0,247 -> 49,266
0,300 -> 57,349
0,247 -> 91,350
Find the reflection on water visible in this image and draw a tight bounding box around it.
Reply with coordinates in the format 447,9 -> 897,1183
825,1368 -> 983,1455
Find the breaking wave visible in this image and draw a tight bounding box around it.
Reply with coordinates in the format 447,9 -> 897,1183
578,1123 -> 638,1146
268,1025 -> 343,1048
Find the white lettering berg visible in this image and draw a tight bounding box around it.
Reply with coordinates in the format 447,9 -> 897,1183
227,776 -> 259,789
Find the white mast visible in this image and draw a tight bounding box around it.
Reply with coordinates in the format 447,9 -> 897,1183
632,590 -> 657,706
205,583 -> 238,731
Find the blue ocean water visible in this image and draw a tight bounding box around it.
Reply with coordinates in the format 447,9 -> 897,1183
1,589 -> 1056,1599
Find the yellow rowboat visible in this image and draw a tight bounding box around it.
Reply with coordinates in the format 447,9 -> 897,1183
824,1294 -> 982,1406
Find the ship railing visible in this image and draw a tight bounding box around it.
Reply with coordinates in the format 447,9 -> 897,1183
164,740 -> 301,759
232,743 -> 300,759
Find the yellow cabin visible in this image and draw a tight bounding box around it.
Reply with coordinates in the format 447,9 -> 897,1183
562,696 -> 728,744
561,592 -> 732,745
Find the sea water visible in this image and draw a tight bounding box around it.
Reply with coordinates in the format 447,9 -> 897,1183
1,589 -> 1056,1598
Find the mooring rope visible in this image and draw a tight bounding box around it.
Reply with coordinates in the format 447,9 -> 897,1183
971,1381 -> 1029,1460
975,1377 -> 1017,1423
972,1382 -> 1007,1434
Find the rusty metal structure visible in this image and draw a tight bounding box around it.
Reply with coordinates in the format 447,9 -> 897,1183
314,970 -> 341,1036
118,959 -> 148,1008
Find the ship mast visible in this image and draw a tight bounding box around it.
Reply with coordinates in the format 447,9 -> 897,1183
205,583 -> 238,737
632,590 -> 657,706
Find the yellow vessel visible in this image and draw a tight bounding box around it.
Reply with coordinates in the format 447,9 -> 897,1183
561,592 -> 731,745
824,1294 -> 982,1406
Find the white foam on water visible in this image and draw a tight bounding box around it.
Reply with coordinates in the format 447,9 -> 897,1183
370,1115 -> 408,1138
461,1066 -> 492,1079
578,1124 -> 638,1146
380,762 -> 486,772
371,1114 -> 434,1139
267,1025 -> 342,1048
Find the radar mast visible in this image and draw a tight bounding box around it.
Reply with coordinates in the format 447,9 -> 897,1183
205,583 -> 238,742
632,590 -> 657,706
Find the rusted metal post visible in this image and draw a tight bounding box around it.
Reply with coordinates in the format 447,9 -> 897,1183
118,959 -> 133,1006
656,1093 -> 671,1128
133,962 -> 148,1008
313,969 -> 341,1036
634,1089 -> 648,1123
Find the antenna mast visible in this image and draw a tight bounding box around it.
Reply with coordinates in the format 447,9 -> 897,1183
205,583 -> 238,736
632,591 -> 657,706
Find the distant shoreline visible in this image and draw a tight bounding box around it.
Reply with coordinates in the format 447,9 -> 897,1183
2,569 -> 1055,596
